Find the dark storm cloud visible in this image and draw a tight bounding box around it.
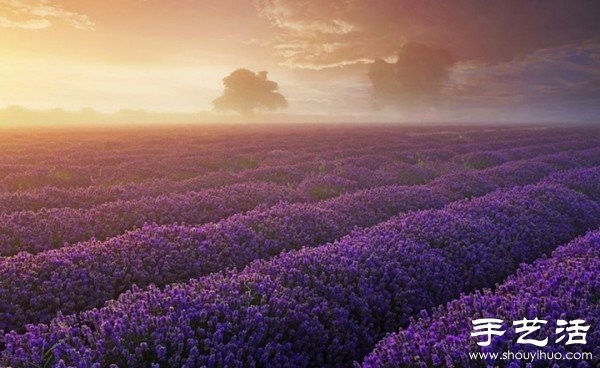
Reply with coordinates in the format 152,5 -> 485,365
256,0 -> 600,68
256,0 -> 600,115
445,42 -> 600,106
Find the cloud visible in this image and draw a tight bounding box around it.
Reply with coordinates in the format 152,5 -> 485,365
366,40 -> 600,118
255,0 -> 600,69
443,42 -> 600,107
257,1 -> 357,35
213,69 -> 288,115
368,42 -> 453,107
0,0 -> 94,30
0,16 -> 50,29
255,0 -> 599,117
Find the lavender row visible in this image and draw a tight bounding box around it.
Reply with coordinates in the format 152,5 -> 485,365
1,133 -> 574,214
0,149 -> 597,332
0,126 -> 573,168
0,139 -> 595,257
1,148 -> 598,332
0,182 -> 304,257
451,137 -> 600,169
1,129 -> 591,192
2,167 -> 599,367
0,154 -> 436,215
0,156 -> 443,257
0,129 -> 454,192
362,230 -> 600,368
429,147 -> 600,200
0,186 -> 443,332
0,147 -> 383,193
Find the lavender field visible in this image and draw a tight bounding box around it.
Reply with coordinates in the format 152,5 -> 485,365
0,125 -> 598,368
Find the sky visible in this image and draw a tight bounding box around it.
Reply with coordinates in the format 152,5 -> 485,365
0,0 -> 599,123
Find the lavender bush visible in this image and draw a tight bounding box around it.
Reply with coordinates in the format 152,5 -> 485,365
1,151 -> 598,332
0,127 -> 598,368
362,230 -> 600,367
2,171 -> 599,367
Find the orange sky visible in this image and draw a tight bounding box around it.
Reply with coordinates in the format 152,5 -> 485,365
1,0 -> 599,123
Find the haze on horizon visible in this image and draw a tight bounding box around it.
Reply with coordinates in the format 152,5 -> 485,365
1,0 -> 599,124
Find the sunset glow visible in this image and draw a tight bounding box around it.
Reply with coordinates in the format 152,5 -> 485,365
1,0 -> 599,123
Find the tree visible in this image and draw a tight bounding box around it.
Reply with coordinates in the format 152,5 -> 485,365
368,42 -> 453,108
213,69 -> 288,115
